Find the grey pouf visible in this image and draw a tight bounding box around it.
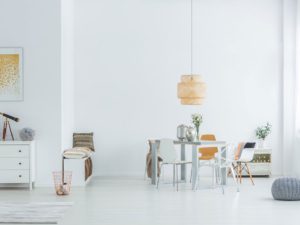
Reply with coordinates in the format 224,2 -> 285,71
271,177 -> 300,201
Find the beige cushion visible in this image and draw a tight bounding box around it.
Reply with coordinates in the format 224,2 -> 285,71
63,147 -> 92,159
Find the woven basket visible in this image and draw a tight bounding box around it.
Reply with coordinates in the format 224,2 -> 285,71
53,171 -> 72,196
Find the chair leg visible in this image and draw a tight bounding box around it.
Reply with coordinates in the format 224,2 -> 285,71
219,166 -> 224,194
215,166 -> 220,185
230,165 -> 239,192
212,166 -> 215,187
197,167 -> 200,190
211,166 -> 218,188
231,163 -> 238,178
157,164 -> 162,189
161,164 -> 165,181
190,167 -> 192,183
144,164 -> 147,180
173,164 -> 175,187
238,163 -> 242,184
245,163 -> 255,185
227,167 -> 231,177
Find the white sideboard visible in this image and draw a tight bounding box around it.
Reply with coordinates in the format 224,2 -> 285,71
0,141 -> 35,190
244,148 -> 272,177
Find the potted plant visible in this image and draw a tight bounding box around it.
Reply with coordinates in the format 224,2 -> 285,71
192,113 -> 203,141
255,122 -> 272,148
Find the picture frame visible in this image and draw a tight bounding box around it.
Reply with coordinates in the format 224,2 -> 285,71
0,47 -> 23,101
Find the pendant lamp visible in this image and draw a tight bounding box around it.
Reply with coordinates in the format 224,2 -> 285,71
177,0 -> 206,105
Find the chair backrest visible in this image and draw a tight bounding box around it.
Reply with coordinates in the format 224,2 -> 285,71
73,133 -> 94,151
158,139 -> 177,162
199,134 -> 218,160
238,148 -> 255,162
234,142 -> 245,160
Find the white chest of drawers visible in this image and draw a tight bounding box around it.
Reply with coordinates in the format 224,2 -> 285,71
0,141 -> 35,190
243,148 -> 272,177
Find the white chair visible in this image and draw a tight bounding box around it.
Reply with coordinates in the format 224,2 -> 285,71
235,148 -> 255,185
157,139 -> 191,191
216,144 -> 240,193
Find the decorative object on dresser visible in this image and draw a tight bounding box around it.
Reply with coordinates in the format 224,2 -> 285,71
19,127 -> 35,141
0,48 -> 23,101
0,112 -> 19,141
0,141 -> 35,190
255,122 -> 271,148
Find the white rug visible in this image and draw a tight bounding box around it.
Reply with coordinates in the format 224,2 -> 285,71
0,202 -> 73,224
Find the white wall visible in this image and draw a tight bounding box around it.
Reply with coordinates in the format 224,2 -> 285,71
61,0 -> 75,150
283,0 -> 297,175
0,0 -> 62,185
74,0 -> 283,176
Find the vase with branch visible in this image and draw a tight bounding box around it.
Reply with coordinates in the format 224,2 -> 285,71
192,113 -> 203,141
255,122 -> 271,148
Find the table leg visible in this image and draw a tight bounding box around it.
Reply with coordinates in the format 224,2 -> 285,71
180,144 -> 186,182
150,142 -> 157,185
221,146 -> 227,185
192,145 -> 198,190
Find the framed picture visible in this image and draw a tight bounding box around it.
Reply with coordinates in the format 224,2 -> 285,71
0,48 -> 23,101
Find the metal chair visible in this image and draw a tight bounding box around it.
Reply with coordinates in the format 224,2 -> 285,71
157,139 -> 191,191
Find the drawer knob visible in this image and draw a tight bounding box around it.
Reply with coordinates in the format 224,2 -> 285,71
19,150 -> 22,153
19,175 -> 22,178
19,162 -> 22,165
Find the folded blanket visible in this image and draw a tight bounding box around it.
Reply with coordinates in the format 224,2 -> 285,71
63,147 -> 92,159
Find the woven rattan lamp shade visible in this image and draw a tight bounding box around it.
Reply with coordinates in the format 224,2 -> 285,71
177,75 -> 206,105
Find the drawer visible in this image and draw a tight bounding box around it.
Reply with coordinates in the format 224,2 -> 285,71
0,170 -> 29,183
0,158 -> 29,170
243,163 -> 271,176
0,145 -> 29,158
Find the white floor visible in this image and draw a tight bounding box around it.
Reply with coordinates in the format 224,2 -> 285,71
0,176 -> 299,225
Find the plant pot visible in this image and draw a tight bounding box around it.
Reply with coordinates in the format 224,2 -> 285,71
256,139 -> 265,148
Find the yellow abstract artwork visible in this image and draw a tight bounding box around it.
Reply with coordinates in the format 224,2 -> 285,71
0,48 -> 23,101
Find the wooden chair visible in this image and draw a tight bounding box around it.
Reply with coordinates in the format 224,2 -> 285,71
235,148 -> 255,185
198,134 -> 219,187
